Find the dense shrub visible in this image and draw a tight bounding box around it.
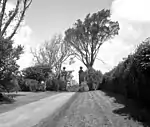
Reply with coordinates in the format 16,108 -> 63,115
22,65 -> 52,82
46,78 -> 67,91
84,67 -> 103,90
45,78 -> 54,91
17,77 -> 29,91
79,81 -> 89,92
67,85 -> 79,92
102,37 -> 150,108
24,79 -> 39,92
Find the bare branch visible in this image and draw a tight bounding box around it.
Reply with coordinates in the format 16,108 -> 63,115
7,0 -> 32,40
31,34 -> 72,73
1,0 -> 20,36
0,0 -> 8,34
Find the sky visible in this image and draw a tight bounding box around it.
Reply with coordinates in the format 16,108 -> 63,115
7,0 -> 150,82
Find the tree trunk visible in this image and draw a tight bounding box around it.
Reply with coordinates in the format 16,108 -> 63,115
86,64 -> 93,70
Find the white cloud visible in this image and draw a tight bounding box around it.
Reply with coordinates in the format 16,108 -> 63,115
93,0 -> 150,74
111,0 -> 150,22
14,25 -> 34,70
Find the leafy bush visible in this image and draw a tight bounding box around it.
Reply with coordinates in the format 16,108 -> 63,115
45,78 -> 54,91
24,78 -> 39,92
79,81 -> 89,92
46,78 -> 67,91
0,38 -> 23,93
67,85 -> 79,92
102,37 -> 150,108
84,67 -> 103,90
22,65 -> 52,82
17,76 -> 29,91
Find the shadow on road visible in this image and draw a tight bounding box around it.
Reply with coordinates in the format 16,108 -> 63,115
7,93 -> 26,97
0,93 -> 26,105
101,90 -> 150,127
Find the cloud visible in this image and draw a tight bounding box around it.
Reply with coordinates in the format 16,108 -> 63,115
13,23 -> 35,70
14,24 -> 35,70
93,0 -> 150,74
111,0 -> 150,22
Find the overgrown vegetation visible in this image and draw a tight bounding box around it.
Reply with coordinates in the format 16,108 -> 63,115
101,37 -> 150,108
85,67 -> 103,90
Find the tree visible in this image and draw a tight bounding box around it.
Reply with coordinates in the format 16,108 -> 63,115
0,0 -> 32,94
64,9 -> 119,68
31,34 -> 72,76
0,38 -> 23,92
22,65 -> 52,82
0,0 -> 32,40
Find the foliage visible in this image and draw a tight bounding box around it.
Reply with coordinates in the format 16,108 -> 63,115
22,65 -> 52,82
79,81 -> 89,92
102,37 -> 150,108
23,78 -> 39,92
0,38 -> 23,92
67,85 -> 79,92
64,9 -> 119,68
17,76 -> 29,91
84,67 -> 103,90
46,78 -> 67,91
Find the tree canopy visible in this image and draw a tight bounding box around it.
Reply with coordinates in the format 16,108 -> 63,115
64,9 -> 119,68
22,65 -> 52,82
0,38 -> 23,91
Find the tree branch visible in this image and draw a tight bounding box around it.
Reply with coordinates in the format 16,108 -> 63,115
0,0 -> 7,35
1,0 -> 20,36
7,0 -> 32,40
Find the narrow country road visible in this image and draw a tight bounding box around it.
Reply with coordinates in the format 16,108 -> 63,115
34,91 -> 149,127
0,92 -> 75,127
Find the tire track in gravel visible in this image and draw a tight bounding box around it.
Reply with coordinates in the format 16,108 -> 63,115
56,92 -> 107,127
55,92 -> 86,127
60,91 -> 115,127
64,92 -> 89,127
93,91 -> 126,127
57,91 -> 117,127
91,91 -> 121,127
88,91 -> 114,127
93,91 -> 144,127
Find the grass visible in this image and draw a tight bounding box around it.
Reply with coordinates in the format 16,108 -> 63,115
0,91 -> 59,114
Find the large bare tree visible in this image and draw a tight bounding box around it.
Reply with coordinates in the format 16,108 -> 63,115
31,34 -> 72,76
0,0 -> 32,40
64,9 -> 120,69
